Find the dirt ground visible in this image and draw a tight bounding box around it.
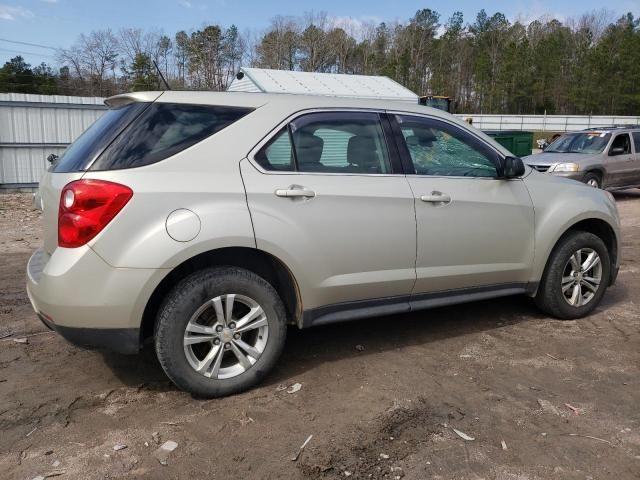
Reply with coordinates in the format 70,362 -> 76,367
1,191 -> 639,480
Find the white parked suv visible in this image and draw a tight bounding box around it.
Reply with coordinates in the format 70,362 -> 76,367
27,91 -> 621,397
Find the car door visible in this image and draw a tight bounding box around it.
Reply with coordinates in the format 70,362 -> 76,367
605,133 -> 634,187
389,113 -> 535,299
240,110 -> 417,320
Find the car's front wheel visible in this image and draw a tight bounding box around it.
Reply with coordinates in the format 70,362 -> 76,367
155,267 -> 287,397
584,172 -> 601,189
535,231 -> 610,319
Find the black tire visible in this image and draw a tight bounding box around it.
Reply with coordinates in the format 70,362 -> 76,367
583,172 -> 601,189
535,231 -> 610,319
155,267 -> 287,397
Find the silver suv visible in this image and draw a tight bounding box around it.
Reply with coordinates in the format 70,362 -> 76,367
27,91 -> 621,397
524,127 -> 640,190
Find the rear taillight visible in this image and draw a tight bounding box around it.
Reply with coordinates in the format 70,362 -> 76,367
58,179 -> 133,248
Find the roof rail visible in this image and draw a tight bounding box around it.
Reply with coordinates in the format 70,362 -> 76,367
581,125 -> 640,131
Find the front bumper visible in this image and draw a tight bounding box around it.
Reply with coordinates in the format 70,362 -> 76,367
26,246 -> 163,354
548,171 -> 585,182
527,165 -> 585,182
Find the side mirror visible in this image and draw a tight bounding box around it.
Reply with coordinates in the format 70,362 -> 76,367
47,153 -> 59,164
502,156 -> 525,178
609,146 -> 625,156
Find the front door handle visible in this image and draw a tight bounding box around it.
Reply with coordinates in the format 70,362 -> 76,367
275,187 -> 316,198
420,192 -> 451,204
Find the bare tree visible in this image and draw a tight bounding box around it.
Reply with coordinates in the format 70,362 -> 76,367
58,29 -> 118,96
570,9 -> 616,43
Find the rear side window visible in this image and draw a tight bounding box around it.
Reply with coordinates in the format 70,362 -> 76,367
90,103 -> 252,170
254,111 -> 392,174
291,112 -> 391,174
53,102 -> 148,172
254,127 -> 295,171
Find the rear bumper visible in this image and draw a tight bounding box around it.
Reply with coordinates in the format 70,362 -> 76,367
37,313 -> 139,354
26,246 -> 165,354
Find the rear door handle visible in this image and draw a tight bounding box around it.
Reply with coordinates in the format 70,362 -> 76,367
420,192 -> 451,204
275,188 -> 316,198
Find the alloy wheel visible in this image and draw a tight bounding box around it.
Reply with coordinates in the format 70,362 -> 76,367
561,248 -> 602,307
183,294 -> 269,379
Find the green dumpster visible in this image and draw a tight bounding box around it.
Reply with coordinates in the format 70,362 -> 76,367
484,130 -> 533,157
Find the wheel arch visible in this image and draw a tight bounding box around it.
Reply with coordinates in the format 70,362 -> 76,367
534,217 -> 618,295
565,218 -> 617,268
584,168 -> 605,185
140,247 -> 302,344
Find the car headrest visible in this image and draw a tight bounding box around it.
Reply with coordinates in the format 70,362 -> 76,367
405,135 -> 421,147
295,133 -> 323,165
347,136 -> 378,168
406,132 -> 436,147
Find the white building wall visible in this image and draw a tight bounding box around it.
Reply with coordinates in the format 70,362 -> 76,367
456,114 -> 640,132
227,76 -> 261,93
0,93 -> 106,187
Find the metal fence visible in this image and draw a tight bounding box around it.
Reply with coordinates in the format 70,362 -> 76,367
2,92 -> 640,188
0,93 -> 106,188
455,114 -> 640,132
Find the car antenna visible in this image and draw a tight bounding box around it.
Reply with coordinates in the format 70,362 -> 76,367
153,60 -> 171,90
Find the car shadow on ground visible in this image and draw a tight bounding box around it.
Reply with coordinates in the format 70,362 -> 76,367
267,281 -> 630,386
101,297 -> 543,393
612,188 -> 640,202
98,278 -> 631,396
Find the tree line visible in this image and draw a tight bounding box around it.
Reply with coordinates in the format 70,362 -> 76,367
0,9 -> 638,115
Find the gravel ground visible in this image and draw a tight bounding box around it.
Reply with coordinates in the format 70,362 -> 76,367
1,191 -> 639,480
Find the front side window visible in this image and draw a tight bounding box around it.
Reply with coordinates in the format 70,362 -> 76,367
633,132 -> 640,153
91,103 -> 252,170
395,115 -> 498,177
609,133 -> 631,155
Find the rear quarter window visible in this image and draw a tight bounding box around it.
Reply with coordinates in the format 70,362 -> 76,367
53,102 -> 148,172
90,103 -> 252,171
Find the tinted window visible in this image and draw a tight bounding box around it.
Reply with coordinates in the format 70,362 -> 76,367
610,133 -> 631,155
53,103 -> 148,172
290,112 -> 391,174
633,132 -> 640,153
90,104 -> 252,170
396,115 -> 498,177
254,127 -> 294,171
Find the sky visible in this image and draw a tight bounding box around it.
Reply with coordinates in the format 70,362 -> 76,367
1,0 -> 639,67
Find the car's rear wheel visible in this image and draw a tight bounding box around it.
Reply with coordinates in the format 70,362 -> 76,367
584,172 -> 601,189
535,231 -> 610,319
155,267 -> 287,397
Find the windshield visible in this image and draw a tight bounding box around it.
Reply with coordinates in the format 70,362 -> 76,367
545,132 -> 611,154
